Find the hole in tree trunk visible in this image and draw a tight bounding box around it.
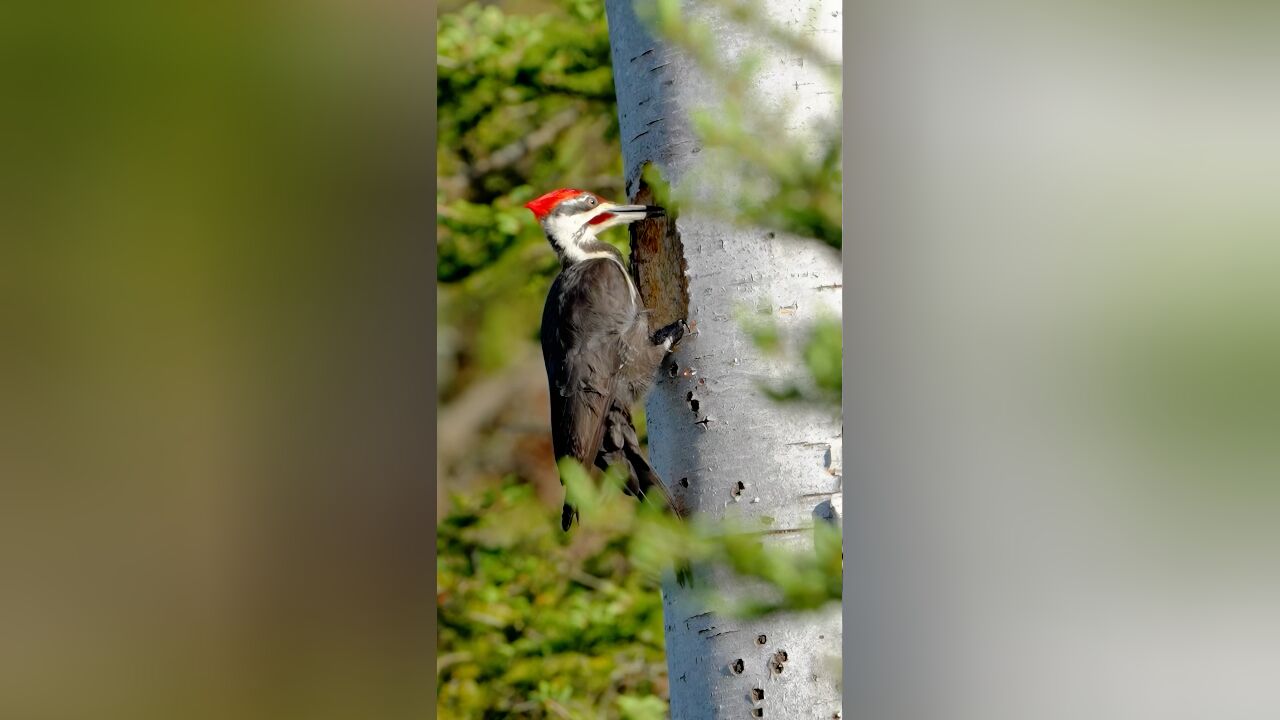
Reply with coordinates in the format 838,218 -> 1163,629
628,171 -> 689,332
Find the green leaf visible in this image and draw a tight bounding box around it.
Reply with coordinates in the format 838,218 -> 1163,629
618,695 -> 668,720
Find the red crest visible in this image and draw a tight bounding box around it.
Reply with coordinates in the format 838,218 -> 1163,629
523,188 -> 590,219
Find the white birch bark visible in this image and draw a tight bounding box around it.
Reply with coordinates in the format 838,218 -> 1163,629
605,1 -> 843,718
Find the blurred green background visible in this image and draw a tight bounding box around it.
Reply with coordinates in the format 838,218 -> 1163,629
2,1 -> 433,718
2,0 -> 839,715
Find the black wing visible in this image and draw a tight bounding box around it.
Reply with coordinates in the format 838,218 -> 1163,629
541,258 -> 637,525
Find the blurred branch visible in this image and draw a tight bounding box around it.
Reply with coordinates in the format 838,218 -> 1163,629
586,175 -> 625,195
437,346 -> 547,521
467,106 -> 581,182
436,651 -> 472,674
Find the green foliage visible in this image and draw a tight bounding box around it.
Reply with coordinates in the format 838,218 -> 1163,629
559,458 -> 843,619
804,317 -> 843,400
437,3 -> 617,178
749,315 -> 842,407
718,521 -> 844,617
617,695 -> 668,720
437,482 -> 669,719
436,461 -> 843,717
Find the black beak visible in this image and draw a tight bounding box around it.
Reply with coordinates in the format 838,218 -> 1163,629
609,204 -> 666,220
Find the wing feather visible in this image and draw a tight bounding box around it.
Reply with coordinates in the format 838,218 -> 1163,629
541,258 -> 637,474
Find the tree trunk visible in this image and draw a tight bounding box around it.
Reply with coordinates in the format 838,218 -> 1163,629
605,1 -> 843,718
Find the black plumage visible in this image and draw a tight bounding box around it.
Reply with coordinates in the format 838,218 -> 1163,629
540,249 -> 685,530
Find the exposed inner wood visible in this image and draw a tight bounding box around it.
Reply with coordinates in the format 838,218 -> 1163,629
628,173 -> 689,331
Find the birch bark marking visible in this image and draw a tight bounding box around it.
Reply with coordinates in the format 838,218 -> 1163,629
606,1 -> 843,718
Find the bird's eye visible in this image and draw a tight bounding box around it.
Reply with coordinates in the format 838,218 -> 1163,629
585,196 -> 597,207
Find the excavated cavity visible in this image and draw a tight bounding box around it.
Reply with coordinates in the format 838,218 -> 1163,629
627,172 -> 689,331
770,649 -> 789,674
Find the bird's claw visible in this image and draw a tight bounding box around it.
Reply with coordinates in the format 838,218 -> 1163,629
653,318 -> 692,349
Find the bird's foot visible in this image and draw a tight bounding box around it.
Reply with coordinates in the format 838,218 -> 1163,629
651,318 -> 692,351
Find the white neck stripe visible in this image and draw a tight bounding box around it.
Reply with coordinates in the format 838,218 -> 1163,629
565,251 -> 638,310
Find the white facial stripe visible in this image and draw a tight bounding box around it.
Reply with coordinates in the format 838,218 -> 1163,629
598,255 -> 640,311
544,213 -> 587,248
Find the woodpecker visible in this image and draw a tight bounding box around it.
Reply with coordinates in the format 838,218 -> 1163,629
525,188 -> 689,531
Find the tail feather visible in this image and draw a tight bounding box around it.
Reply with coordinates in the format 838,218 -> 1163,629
621,441 -> 683,518
593,442 -> 683,519
561,402 -> 685,531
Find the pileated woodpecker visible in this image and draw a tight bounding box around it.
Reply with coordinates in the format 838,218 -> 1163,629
525,188 -> 688,531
